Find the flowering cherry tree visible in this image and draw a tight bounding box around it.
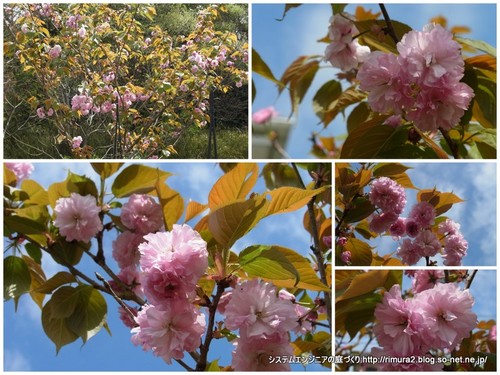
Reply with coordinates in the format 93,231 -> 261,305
335,163 -> 468,267
3,162 -> 332,371
253,4 -> 496,158
4,3 -> 248,158
336,270 -> 496,371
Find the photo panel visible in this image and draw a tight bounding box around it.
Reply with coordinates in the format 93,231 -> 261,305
3,161 -> 332,371
335,269 -> 496,371
252,3 -> 496,159
4,3 -> 249,160
335,162 -> 496,267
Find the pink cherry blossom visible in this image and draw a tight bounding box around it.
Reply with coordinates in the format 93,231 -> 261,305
252,106 -> 278,124
231,332 -> 293,371
340,250 -> 351,265
389,217 -> 406,238
489,325 -> 497,341
438,218 -> 461,235
71,93 -> 94,115
224,279 -> 298,338
120,194 -> 164,235
404,219 -> 421,238
374,284 -> 428,356
369,212 -> 399,233
442,233 -> 468,266
53,193 -> 103,242
131,302 -> 206,364
5,162 -> 34,182
368,177 -> 406,215
413,282 -> 477,350
408,201 -> 435,228
48,44 -> 62,59
411,270 -> 445,293
112,231 -> 144,269
78,26 -> 86,38
118,305 -> 138,329
36,107 -> 46,119
71,136 -> 83,149
396,238 -> 421,265
413,230 -> 441,257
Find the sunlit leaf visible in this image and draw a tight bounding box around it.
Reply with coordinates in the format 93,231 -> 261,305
342,238 -> 372,266
185,200 -> 209,223
208,163 -> 258,210
35,272 -> 77,294
373,163 -> 411,177
91,163 -> 124,179
155,180 -> 184,231
4,256 -> 31,307
456,36 -> 496,56
336,270 -> 388,302
112,164 -> 171,198
266,185 -> 330,216
23,255 -> 46,309
41,298 -> 79,353
21,179 -> 48,206
252,49 -> 281,85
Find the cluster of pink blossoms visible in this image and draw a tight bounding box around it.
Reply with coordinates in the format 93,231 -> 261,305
221,279 -> 314,371
325,14 -> 370,71
357,23 -> 474,132
53,193 -> 103,242
372,282 -> 477,371
5,162 -> 34,183
131,224 -> 208,364
71,93 -> 94,116
367,177 -> 467,266
111,194 -> 164,298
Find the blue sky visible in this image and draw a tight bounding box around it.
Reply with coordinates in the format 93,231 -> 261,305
349,162 -> 497,266
252,3 -> 497,158
3,162 -> 330,371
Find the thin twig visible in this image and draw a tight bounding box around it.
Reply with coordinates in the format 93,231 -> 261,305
379,4 -> 399,44
95,272 -> 137,322
465,269 -> 478,290
175,359 -> 194,372
291,163 -> 332,332
195,281 -> 227,371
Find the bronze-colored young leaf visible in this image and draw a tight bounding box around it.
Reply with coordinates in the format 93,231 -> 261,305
112,164 -> 171,198
336,293 -> 381,339
373,163 -> 411,178
276,3 -> 302,21
91,163 -> 124,180
208,196 -> 269,249
4,166 -> 17,187
266,185 -> 330,216
185,200 -> 209,223
208,163 -> 258,210
252,49 -> 280,84
340,119 -> 397,159
312,80 -> 342,125
48,172 -> 99,208
342,238 -> 372,266
336,270 -> 389,302
418,189 -> 464,216
4,215 -> 48,247
23,255 -> 46,309
155,181 -> 184,231
322,86 -> 367,127
262,163 -> 301,190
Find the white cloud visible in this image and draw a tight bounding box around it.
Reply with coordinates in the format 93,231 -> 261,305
4,349 -> 32,371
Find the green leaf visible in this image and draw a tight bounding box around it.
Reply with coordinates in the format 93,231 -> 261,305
65,286 -> 107,343
208,196 -> 269,249
91,163 -> 124,179
340,120 -> 400,158
4,166 -> 17,186
276,4 -> 301,21
261,163 -> 302,190
266,185 -> 330,216
347,102 -> 370,133
42,297 -> 79,353
35,272 -> 77,294
25,242 -> 42,264
239,245 -> 299,284
343,198 -> 375,224
112,164 -> 171,198
208,163 -> 258,210
331,4 -> 347,14
322,86 -> 367,127
21,179 -> 49,206
48,172 -> 98,208
336,293 -> 381,339
4,256 -> 32,307
49,237 -> 89,266
207,359 -> 222,371
312,80 -> 342,125
4,215 -> 48,247
456,37 -> 496,56
252,49 -> 280,85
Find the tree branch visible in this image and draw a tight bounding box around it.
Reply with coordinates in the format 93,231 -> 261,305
291,163 -> 332,332
379,4 -> 399,44
195,280 -> 227,371
465,269 -> 478,290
